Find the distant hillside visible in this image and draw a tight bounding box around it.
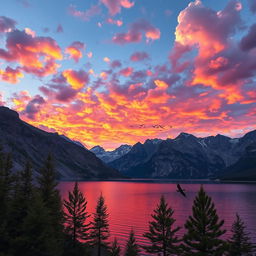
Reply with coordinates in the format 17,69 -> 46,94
220,143 -> 256,181
108,131 -> 256,180
0,106 -> 122,180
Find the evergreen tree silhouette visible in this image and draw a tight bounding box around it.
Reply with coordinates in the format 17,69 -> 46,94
20,192 -> 60,256
143,196 -> 181,256
90,194 -> 110,256
228,214 -> 255,256
37,154 -> 64,255
0,149 -> 13,255
182,186 -> 227,255
8,161 -> 34,255
64,182 -> 90,247
125,229 -> 140,256
108,238 -> 121,256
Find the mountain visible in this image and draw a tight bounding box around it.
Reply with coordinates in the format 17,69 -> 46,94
0,106 -> 122,180
90,144 -> 132,163
60,135 -> 86,149
220,143 -> 256,181
109,139 -> 162,174
108,131 -> 256,179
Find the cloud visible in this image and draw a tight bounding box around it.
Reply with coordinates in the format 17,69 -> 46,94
240,23 -> 256,51
68,4 -> 101,21
62,69 -> 89,90
56,24 -> 63,33
248,0 -> 256,13
175,0 -> 242,58
103,57 -> 111,62
112,19 -> 160,44
0,16 -> 16,33
0,92 -> 5,106
65,41 -> 85,62
130,51 -> 149,62
0,66 -> 24,84
0,29 -> 62,77
111,60 -> 122,68
172,0 -> 251,103
119,67 -> 133,76
100,0 -> 134,16
106,18 -> 123,26
23,95 -> 45,119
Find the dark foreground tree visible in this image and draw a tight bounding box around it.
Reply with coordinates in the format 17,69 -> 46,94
0,149 -> 13,255
182,186 -> 227,256
90,194 -> 110,256
125,230 -> 140,256
64,182 -> 90,247
37,154 -> 64,255
8,161 -> 34,255
228,214 -> 255,256
108,238 -> 121,256
143,196 -> 181,256
20,192 -> 59,256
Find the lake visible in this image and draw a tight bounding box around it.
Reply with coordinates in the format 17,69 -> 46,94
59,181 -> 256,252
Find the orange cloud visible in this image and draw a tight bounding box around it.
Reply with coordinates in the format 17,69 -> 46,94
65,41 -> 84,62
0,66 -> 24,84
62,69 -> 89,90
0,29 -> 62,77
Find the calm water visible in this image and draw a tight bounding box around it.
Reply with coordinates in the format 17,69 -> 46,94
59,181 -> 256,251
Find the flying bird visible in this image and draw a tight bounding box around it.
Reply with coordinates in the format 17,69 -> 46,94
177,184 -> 186,197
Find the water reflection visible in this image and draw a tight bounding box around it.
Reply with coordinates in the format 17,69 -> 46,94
59,181 -> 256,250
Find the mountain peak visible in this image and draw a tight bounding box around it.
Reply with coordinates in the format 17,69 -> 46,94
176,132 -> 195,140
91,145 -> 106,154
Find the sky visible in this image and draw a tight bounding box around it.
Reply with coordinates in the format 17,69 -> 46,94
0,0 -> 256,149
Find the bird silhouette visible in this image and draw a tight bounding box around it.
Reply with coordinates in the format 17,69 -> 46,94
176,184 -> 186,197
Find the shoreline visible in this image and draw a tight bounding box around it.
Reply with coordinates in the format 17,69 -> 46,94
59,178 -> 256,184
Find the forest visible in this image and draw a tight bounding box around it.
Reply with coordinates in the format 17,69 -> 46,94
0,148 -> 255,256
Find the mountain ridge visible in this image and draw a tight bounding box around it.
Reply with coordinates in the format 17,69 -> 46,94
0,106 -> 122,180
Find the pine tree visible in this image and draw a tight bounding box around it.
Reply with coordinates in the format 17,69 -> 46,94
125,230 -> 140,256
64,182 -> 90,247
90,194 -> 110,256
228,214 -> 255,256
19,192 -> 60,256
0,149 -> 14,255
143,196 -> 181,256
108,238 -> 121,256
37,154 -> 64,255
182,186 -> 227,255
8,161 -> 34,255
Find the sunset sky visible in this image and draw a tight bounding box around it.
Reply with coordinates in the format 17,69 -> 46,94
1,0 -> 256,149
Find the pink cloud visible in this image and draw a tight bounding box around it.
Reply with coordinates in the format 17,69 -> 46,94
112,19 -> 160,44
68,4 -> 101,21
0,66 -> 24,84
119,67 -> 133,76
65,41 -> 85,62
62,69 -> 89,90
106,18 -> 123,26
111,60 -> 122,68
0,29 -> 62,77
100,0 -> 134,16
171,0 -> 252,102
130,51 -> 149,62
22,95 -> 46,120
0,16 -> 16,33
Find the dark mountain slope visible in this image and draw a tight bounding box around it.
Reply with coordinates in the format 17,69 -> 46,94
0,106 -> 121,180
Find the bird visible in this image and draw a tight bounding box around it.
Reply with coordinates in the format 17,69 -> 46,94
177,183 -> 186,197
